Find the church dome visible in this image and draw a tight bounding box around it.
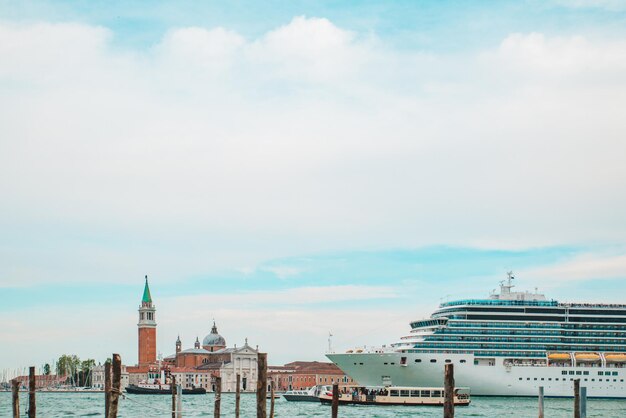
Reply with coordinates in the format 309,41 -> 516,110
202,321 -> 226,347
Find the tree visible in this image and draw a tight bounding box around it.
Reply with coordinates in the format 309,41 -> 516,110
56,354 -> 81,385
80,359 -> 96,387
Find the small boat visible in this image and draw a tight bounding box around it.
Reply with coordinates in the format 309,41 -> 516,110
575,353 -> 601,362
548,353 -> 571,361
267,393 -> 282,399
319,386 -> 471,406
605,354 -> 626,363
126,383 -> 206,395
283,385 -> 331,402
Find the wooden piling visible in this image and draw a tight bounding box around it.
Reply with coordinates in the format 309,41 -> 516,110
444,363 -> 454,418
538,386 -> 544,418
104,362 -> 111,418
214,376 -> 222,418
574,379 -> 580,418
269,380 -> 275,418
235,373 -> 241,418
108,354 -> 121,418
331,383 -> 339,418
11,379 -> 20,418
28,366 -> 36,418
580,386 -> 587,418
257,353 -> 267,418
171,375 -> 177,418
176,384 -> 183,418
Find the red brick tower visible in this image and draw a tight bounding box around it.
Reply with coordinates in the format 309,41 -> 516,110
138,275 -> 157,365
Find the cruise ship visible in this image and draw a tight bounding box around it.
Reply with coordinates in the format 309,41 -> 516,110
327,273 -> 626,398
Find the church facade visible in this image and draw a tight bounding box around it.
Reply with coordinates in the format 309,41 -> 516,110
127,277 -> 259,392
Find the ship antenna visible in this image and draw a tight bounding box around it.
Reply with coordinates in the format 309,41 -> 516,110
328,331 -> 333,353
506,271 -> 515,290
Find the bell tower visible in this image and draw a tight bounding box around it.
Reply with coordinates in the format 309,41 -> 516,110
138,275 -> 157,365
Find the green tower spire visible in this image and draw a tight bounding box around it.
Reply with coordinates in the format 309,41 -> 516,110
142,275 -> 152,304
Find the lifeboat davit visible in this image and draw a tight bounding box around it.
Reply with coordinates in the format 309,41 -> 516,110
605,354 -> 626,363
575,353 -> 600,362
548,353 -> 570,361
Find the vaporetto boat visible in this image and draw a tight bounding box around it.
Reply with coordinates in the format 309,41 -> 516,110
327,273 -> 626,398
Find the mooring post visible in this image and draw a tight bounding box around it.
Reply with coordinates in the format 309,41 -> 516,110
28,366 -> 36,418
108,354 -> 121,418
269,380 -> 275,418
331,383 -> 339,418
105,362 -> 111,418
257,353 -> 267,418
11,379 -> 20,418
574,379 -> 580,418
235,373 -> 241,418
171,375 -> 177,418
444,363 -> 454,418
214,376 -> 222,417
176,383 -> 183,418
538,386 -> 544,418
580,386 -> 587,418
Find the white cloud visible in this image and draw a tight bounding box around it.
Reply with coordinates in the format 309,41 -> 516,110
156,26 -> 245,75
492,32 -> 626,75
261,265 -> 303,279
247,16 -> 370,82
163,284 -> 398,307
521,251 -> 626,286
552,0 -> 626,11
0,285 -> 407,371
2,19 -> 626,289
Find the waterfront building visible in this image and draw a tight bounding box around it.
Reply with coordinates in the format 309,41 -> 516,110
12,374 -> 70,390
328,273 -> 626,398
92,364 -> 129,391
163,329 -> 259,392
267,361 -> 356,391
137,276 -> 157,366
126,276 -> 259,392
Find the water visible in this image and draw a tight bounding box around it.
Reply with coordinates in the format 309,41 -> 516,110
1,392 -> 625,417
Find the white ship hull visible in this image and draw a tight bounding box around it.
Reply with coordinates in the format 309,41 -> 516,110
327,352 -> 626,398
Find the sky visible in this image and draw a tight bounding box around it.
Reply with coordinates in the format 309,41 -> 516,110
2,0 -> 626,375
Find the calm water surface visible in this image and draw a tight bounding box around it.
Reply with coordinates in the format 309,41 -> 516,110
1,392 -> 625,417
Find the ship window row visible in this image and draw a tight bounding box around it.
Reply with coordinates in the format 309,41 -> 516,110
459,314 -> 626,323
410,319 -> 448,329
519,377 -> 624,382
438,307 -> 626,316
416,342 -> 626,350
557,371 -> 619,376
360,358 -> 469,366
436,307 -> 588,315
448,321 -> 626,331
465,314 -> 568,322
569,309 -> 626,316
437,329 -> 626,338
440,299 -> 558,308
407,349 -> 545,358
598,371 -> 619,376
425,336 -> 626,344
390,389 -> 442,397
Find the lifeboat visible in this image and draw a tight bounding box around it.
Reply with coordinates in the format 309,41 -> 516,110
605,354 -> 626,363
548,353 -> 570,361
346,349 -> 353,353
355,349 -> 363,353
575,353 -> 600,362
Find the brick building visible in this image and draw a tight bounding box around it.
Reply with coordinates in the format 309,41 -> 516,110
268,361 -> 356,391
126,277 -> 259,392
